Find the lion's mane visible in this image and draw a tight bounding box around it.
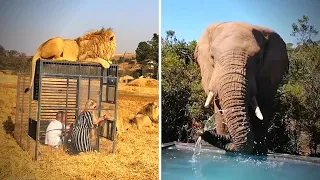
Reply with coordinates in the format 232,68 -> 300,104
136,102 -> 159,123
76,28 -> 117,61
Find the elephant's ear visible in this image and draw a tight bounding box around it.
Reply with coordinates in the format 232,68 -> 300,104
258,32 -> 289,92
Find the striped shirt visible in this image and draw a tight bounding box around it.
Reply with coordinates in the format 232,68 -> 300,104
70,111 -> 95,153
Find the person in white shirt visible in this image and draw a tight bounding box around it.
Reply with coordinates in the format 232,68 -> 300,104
45,111 -> 67,149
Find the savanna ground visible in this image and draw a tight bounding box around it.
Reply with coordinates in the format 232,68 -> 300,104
0,72 -> 159,180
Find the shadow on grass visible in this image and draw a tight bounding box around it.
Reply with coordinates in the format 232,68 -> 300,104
2,116 -> 15,136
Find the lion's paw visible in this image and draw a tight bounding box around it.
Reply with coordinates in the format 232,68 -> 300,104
101,60 -> 112,69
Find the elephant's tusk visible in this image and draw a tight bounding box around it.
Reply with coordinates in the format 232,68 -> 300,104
251,96 -> 263,120
204,91 -> 214,108
255,106 -> 263,120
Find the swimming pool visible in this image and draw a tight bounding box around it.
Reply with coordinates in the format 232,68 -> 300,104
162,143 -> 320,180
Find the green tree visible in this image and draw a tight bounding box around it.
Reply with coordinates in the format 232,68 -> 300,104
291,15 -> 319,46
149,33 -> 159,79
162,30 -> 212,143
0,45 -> 31,73
149,33 -> 159,63
135,33 -> 159,63
135,33 -> 159,79
135,41 -> 152,63
271,15 -> 320,155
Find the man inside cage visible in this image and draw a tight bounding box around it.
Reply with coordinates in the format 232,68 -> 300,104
45,111 -> 70,150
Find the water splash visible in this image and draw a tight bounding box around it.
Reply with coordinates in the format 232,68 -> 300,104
194,136 -> 202,155
190,136 -> 204,180
190,136 -> 202,164
204,115 -> 215,131
190,115 -> 214,161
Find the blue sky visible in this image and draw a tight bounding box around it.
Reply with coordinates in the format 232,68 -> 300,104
161,0 -> 320,45
0,0 -> 159,55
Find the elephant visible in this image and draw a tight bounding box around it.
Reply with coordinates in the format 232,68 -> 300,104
193,22 -> 289,155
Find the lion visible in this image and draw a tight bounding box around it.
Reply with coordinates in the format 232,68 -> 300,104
129,101 -> 159,130
24,27 -> 117,94
116,115 -> 125,135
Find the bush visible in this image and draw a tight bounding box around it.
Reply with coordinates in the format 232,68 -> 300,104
270,41 -> 320,155
0,45 -> 31,74
131,69 -> 142,79
161,31 -> 212,143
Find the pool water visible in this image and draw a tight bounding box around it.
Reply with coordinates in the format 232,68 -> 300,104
162,146 -> 320,180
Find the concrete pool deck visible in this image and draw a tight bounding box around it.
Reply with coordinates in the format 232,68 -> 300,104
162,141 -> 320,164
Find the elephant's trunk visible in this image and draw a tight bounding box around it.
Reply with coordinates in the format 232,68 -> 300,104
215,50 -> 254,153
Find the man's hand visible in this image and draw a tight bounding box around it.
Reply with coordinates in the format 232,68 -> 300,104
192,120 -> 204,129
60,131 -> 68,137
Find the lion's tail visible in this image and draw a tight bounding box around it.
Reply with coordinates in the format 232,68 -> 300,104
24,48 -> 41,94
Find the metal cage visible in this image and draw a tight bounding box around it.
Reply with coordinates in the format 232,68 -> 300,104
14,60 -> 118,160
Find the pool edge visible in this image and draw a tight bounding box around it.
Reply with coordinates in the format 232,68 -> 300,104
162,142 -> 320,164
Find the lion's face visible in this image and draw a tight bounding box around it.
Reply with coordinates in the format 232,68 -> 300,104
104,30 -> 117,59
150,102 -> 159,122
77,28 -> 117,61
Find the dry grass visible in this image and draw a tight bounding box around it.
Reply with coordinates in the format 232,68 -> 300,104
117,78 -> 159,98
127,78 -> 159,88
0,73 -> 159,180
112,53 -> 136,60
118,61 -> 142,72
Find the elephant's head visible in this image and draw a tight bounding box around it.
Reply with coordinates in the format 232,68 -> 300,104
193,22 -> 289,154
